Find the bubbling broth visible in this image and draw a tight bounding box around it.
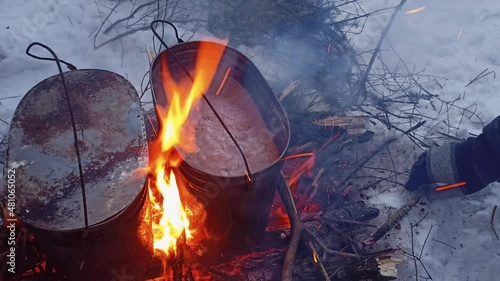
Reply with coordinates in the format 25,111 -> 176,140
178,76 -> 280,177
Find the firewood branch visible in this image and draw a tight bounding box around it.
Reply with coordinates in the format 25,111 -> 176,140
277,173 -> 359,281
353,0 -> 408,106
276,173 -> 307,281
364,189 -> 426,244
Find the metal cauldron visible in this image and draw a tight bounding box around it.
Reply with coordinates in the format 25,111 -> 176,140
4,69 -> 153,280
150,41 -> 290,254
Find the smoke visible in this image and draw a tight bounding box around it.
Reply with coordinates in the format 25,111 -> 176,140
206,0 -> 358,111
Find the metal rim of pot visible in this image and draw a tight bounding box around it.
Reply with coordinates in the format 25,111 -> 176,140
148,20 -> 290,182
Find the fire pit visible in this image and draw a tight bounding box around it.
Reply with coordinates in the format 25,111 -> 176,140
0,38 -> 401,281
149,40 -> 290,255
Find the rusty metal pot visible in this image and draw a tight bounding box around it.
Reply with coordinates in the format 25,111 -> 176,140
150,41 -> 290,255
4,69 -> 153,280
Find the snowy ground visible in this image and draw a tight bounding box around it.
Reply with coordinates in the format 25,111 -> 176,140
1,0 -> 499,280
353,1 -> 500,280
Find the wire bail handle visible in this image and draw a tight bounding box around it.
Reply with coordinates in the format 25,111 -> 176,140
25,43 -> 89,236
149,20 -> 253,188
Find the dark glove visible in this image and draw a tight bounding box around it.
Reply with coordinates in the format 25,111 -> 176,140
406,143 -> 463,192
405,146 -> 465,200
405,152 -> 431,191
406,116 -> 500,195
406,142 -> 494,196
406,143 -> 464,194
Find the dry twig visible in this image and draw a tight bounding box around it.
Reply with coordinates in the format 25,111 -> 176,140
364,188 -> 426,244
492,205 -> 499,240
277,173 -> 360,281
339,137 -> 397,188
353,0 -> 408,106
465,68 -> 496,88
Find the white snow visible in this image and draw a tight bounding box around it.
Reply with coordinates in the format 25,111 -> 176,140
0,0 -> 499,280
351,1 -> 500,280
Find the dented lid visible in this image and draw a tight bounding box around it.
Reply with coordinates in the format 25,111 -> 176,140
4,69 -> 148,231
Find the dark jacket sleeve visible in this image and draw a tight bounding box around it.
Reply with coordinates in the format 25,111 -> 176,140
454,115 -> 500,194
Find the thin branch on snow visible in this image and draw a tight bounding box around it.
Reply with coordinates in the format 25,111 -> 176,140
492,205 -> 499,240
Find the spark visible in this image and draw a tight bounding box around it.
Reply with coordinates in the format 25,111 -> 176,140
404,6 -> 425,15
332,130 -> 341,140
145,114 -> 158,137
313,252 -> 319,263
457,26 -> 464,41
215,67 -> 231,96
281,152 -> 314,161
342,185 -> 353,196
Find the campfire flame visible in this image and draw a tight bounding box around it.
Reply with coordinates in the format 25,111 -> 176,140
268,152 -> 319,229
148,40 -> 227,258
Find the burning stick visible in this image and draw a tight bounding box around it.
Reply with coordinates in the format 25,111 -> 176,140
276,173 -> 357,281
307,241 -> 329,279
173,230 -> 186,281
276,173 -> 307,281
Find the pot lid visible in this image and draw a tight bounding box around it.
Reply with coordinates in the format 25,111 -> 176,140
5,69 -> 148,231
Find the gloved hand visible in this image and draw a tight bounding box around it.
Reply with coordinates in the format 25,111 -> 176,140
407,116 -> 500,197
405,141 -> 495,198
405,143 -> 467,200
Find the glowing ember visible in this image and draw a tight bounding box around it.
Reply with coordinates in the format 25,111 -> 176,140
268,205 -> 291,229
148,40 -> 228,257
404,6 -> 425,15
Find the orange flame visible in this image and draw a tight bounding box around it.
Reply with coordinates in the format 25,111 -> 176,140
148,40 -> 228,257
267,205 -> 291,229
267,152 -> 317,229
288,153 -> 316,188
